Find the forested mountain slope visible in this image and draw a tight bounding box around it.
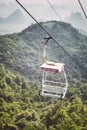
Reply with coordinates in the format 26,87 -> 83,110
0,21 -> 87,130
0,63 -> 87,130
0,21 -> 87,80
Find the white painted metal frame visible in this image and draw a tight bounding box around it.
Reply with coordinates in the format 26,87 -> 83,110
41,68 -> 68,99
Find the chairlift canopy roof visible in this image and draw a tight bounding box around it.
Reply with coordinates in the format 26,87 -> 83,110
40,62 -> 65,74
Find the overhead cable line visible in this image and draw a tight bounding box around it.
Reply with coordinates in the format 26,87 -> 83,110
15,0 -> 87,75
46,0 -> 84,54
78,0 -> 87,19
46,0 -> 62,21
15,0 -> 73,60
46,0 -> 76,46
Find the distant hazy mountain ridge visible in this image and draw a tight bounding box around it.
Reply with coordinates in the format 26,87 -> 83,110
0,9 -> 25,24
0,9 -> 29,34
0,9 -> 87,35
66,12 -> 87,33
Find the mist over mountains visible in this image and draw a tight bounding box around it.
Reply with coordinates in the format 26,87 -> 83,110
0,9 -> 29,35
0,9 -> 25,24
0,8 -> 87,35
66,12 -> 87,34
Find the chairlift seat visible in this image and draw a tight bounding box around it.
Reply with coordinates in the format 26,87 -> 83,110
40,63 -> 68,99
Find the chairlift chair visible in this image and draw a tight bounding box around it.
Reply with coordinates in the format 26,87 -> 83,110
40,37 -> 68,99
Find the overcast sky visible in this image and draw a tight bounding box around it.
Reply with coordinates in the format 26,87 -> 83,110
0,0 -> 87,34
0,0 -> 87,19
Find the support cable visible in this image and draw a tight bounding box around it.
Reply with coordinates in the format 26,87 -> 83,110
78,0 -> 87,19
15,0 -> 73,60
46,0 -> 85,56
46,0 -> 62,21
15,0 -> 87,75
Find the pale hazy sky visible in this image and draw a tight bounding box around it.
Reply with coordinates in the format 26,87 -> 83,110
0,0 -> 87,19
0,0 -> 87,34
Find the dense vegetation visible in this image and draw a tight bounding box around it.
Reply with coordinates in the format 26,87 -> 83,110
0,21 -> 87,130
0,64 -> 87,130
